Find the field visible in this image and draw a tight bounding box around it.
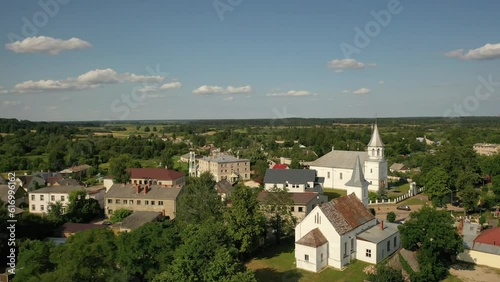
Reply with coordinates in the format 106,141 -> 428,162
323,188 -> 347,201
246,238 -> 370,282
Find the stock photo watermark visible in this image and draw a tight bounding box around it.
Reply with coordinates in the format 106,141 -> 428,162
7,0 -> 71,42
213,0 -> 243,21
110,65 -> 169,120
339,0 -> 405,58
6,172 -> 17,275
443,74 -> 500,118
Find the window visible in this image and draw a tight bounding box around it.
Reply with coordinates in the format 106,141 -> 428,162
366,249 -> 372,258
40,195 -> 44,201
298,207 -> 303,212
370,169 -> 373,173
340,173 -> 343,180
123,200 -> 128,204
351,238 -> 354,253
61,196 -> 65,201
31,205 -> 35,211
158,201 -> 163,205
130,200 -> 134,204
31,195 -> 35,200
327,171 -> 330,179
320,253 -> 324,262
344,242 -> 347,256
394,237 -> 397,247
304,254 -> 309,262
51,195 -> 55,201
151,201 -> 155,206
107,199 -> 112,204
387,241 -> 390,252
137,200 -> 141,205
41,205 -> 44,211
145,200 -> 149,205
290,207 -> 295,212
116,199 -> 121,204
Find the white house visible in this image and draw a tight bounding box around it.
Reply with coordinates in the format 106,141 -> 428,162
308,124 -> 388,191
263,169 -> 322,193
294,194 -> 400,272
29,185 -> 105,214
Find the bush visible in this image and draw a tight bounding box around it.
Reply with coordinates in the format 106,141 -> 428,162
110,209 -> 133,223
366,265 -> 404,282
387,211 -> 396,223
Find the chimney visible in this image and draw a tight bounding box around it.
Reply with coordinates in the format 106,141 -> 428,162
380,220 -> 384,230
144,185 -> 148,195
136,184 -> 140,194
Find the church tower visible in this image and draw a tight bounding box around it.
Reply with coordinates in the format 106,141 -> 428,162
364,124 -> 388,191
345,156 -> 369,207
188,151 -> 197,177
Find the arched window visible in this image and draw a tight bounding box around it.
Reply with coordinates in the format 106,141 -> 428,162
372,148 -> 375,156
377,148 -> 380,156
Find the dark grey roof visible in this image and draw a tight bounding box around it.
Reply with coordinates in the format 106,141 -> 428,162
0,175 -> 6,185
106,184 -> 183,200
345,156 -> 369,188
357,221 -> 399,243
263,169 -> 316,184
0,185 -> 19,203
120,211 -> 162,231
215,179 -> 233,194
201,154 -> 249,163
55,178 -> 81,186
309,150 -> 368,169
368,124 -> 384,147
296,228 -> 328,247
29,185 -> 85,194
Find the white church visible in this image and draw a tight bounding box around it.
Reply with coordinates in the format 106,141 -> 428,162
308,124 -> 388,191
295,156 -> 400,272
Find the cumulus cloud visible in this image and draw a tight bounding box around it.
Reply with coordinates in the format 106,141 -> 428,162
137,81 -> 182,94
266,89 -> 317,97
5,36 -> 92,55
0,86 -> 8,94
445,43 -> 500,60
192,85 -> 251,95
223,96 -> 234,101
12,68 -> 166,93
342,88 -> 371,95
378,80 -> 385,84
328,58 -> 375,70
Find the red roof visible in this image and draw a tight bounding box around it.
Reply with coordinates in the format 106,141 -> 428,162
474,227 -> 500,246
127,168 -> 184,181
272,164 -> 289,170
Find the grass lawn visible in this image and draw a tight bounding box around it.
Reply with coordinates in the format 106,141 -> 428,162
399,194 -> 430,206
442,274 -> 463,282
323,188 -> 347,201
247,237 -> 369,282
172,156 -> 188,172
387,183 -> 410,198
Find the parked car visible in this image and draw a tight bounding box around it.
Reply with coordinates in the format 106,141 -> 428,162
102,221 -> 112,226
397,205 -> 411,211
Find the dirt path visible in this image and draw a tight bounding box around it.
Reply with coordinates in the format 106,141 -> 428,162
449,263 -> 500,282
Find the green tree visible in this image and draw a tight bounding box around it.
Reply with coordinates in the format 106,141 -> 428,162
66,190 -> 102,223
422,167 -> 450,205
262,186 -> 296,244
224,185 -> 266,257
459,185 -> 479,212
144,126 -> 150,132
117,221 -> 179,281
109,155 -> 132,183
386,211 -> 396,223
398,205 -> 463,281
46,201 -> 64,224
109,208 -> 133,223
13,240 -> 56,282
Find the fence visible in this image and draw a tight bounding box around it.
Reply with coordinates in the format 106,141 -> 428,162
369,186 -> 424,205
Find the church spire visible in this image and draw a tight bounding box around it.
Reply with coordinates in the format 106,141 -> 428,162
345,156 -> 369,188
368,123 -> 384,147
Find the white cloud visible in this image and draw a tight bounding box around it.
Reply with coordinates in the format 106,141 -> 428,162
445,43 -> 500,60
328,58 -> 375,70
12,68 -> 166,93
266,89 -> 317,97
5,36 -> 92,55
342,88 -> 371,95
137,81 -> 182,94
223,96 -> 234,101
378,80 -> 385,84
2,100 -> 21,106
0,86 -> 8,94
192,85 -> 252,95
353,88 -> 371,94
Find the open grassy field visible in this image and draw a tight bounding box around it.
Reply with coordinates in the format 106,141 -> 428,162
246,237 -> 369,282
323,188 -> 347,201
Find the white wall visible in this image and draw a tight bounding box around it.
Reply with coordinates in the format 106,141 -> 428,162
29,192 -> 70,214
295,243 -> 328,272
356,239 -> 377,264
103,179 -> 114,191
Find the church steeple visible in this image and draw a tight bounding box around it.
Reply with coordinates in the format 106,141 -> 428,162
345,156 -> 369,206
368,123 -> 384,159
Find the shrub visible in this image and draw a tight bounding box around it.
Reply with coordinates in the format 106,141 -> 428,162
387,211 -> 396,223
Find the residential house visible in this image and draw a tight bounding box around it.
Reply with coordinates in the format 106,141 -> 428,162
215,179 -> 234,201
118,211 -> 162,232
272,164 -> 289,170
263,169 -> 322,193
105,184 -> 184,219
308,124 -> 388,192
257,191 -> 328,222
86,186 -> 106,209
193,154 -> 250,182
28,185 -> 85,214
127,168 -> 185,187
53,178 -> 81,186
0,175 -> 7,185
294,194 -> 400,272
473,143 -> 500,156
60,164 -> 92,178
389,163 -> 410,173
16,175 -> 46,191
458,227 -> 500,269
0,185 -> 28,208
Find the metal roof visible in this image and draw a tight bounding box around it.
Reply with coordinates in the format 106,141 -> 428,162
296,228 -> 328,247
357,221 -> 399,244
308,150 -> 368,169
345,156 -> 369,188
263,169 -> 316,184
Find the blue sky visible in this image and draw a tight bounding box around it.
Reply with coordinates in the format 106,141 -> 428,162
1,0 -> 499,121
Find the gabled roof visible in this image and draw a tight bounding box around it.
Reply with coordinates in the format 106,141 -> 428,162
320,193 -> 375,235
120,211 -> 162,231
106,184 -> 183,200
296,228 -> 328,247
60,164 -> 91,174
0,175 -> 7,185
201,154 -> 249,163
215,179 -> 234,194
0,185 -> 22,203
29,185 -> 85,194
272,164 -> 289,170
368,124 -> 384,147
345,156 -> 369,188
472,227 -> 500,254
55,178 -> 81,186
308,150 -> 368,169
127,168 -> 185,181
263,169 -> 316,184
